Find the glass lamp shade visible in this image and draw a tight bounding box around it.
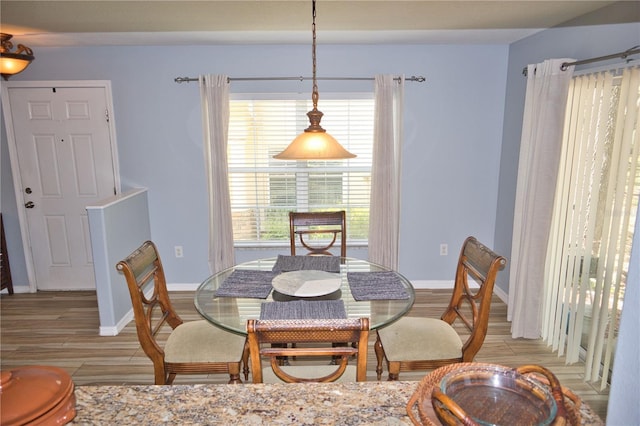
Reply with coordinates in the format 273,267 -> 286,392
274,108 -> 356,160
274,130 -> 356,160
0,54 -> 32,77
1,33 -> 35,80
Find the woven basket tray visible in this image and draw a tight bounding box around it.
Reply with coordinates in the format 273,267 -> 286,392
406,362 -> 582,426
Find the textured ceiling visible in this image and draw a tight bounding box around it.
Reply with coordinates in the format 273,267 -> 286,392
0,0 -> 634,46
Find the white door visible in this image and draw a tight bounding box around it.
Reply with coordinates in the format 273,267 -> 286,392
4,83 -> 118,290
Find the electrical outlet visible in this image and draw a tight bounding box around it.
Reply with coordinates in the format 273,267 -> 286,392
174,246 -> 184,258
440,243 -> 448,256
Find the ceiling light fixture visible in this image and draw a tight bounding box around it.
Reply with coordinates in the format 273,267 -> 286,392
0,33 -> 34,80
273,0 -> 356,160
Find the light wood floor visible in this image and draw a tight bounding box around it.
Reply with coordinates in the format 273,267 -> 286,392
0,289 -> 609,421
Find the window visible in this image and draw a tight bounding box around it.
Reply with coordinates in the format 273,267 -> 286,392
227,94 -> 374,246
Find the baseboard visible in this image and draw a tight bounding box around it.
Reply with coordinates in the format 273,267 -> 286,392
2,280 -> 510,306
1,285 -> 31,294
100,310 -> 134,336
165,280 -> 509,305
168,281 -> 460,291
99,286 -> 153,336
493,285 -> 508,304
411,280 -> 454,289
168,283 -> 200,292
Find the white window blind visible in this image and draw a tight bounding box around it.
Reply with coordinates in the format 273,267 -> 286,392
543,65 -> 639,389
228,95 -> 374,245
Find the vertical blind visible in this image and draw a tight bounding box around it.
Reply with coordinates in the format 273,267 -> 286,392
543,65 -> 639,389
227,95 -> 374,245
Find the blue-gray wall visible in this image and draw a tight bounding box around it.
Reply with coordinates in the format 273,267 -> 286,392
494,18 -> 640,294
1,43 -> 508,289
1,4 -> 639,294
86,188 -> 151,334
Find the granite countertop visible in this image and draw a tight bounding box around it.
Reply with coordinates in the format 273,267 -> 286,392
73,381 -> 416,425
71,381 -> 603,425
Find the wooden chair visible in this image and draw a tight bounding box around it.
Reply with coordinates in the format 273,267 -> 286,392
247,318 -> 369,383
288,211 -> 347,354
374,236 -> 507,380
289,211 -> 347,257
116,240 -> 248,385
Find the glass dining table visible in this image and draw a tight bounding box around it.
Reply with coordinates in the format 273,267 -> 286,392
194,256 -> 415,336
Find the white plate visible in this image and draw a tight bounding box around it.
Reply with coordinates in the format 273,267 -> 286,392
271,270 -> 342,297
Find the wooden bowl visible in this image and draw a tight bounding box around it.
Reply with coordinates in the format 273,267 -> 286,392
0,366 -> 76,425
406,363 -> 582,426
433,364 -> 556,425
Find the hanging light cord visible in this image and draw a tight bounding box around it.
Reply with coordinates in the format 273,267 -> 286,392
311,0 -> 319,111
303,0 -> 325,133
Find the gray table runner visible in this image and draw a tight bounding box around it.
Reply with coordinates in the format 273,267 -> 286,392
214,270 -> 278,299
347,271 -> 411,301
272,255 -> 340,273
260,300 -> 347,320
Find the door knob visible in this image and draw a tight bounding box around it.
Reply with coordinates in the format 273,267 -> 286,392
25,201 -> 35,209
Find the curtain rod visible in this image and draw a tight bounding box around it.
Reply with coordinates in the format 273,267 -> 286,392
174,75 -> 426,84
522,45 -> 640,76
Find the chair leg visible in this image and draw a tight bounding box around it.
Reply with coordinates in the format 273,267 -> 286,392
166,372 -> 177,385
272,343 -> 289,365
242,340 -> 250,380
330,342 -> 350,364
156,364 -> 169,385
228,362 -> 242,384
387,362 -> 400,381
374,334 -> 385,380
374,335 -> 399,380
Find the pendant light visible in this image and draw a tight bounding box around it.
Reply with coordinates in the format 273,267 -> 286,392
273,0 -> 356,160
0,33 -> 34,80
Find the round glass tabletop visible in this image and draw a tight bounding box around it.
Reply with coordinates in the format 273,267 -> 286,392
194,257 -> 415,335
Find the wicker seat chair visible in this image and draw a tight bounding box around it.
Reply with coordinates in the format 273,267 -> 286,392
247,318 -> 369,383
374,236 -> 507,380
117,240 -> 248,385
289,211 -> 347,257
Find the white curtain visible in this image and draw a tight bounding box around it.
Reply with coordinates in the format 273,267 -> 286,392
368,74 -> 404,270
508,59 -> 575,338
199,74 -> 235,273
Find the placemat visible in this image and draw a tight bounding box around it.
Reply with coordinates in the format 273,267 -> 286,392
214,270 -> 278,299
272,255 -> 341,273
347,271 -> 411,301
260,300 -> 347,320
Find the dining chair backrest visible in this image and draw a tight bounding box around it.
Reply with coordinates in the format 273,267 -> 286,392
289,211 -> 347,257
117,240 -> 247,384
247,318 -> 369,383
117,241 -> 182,355
442,236 -> 507,360
374,236 -> 507,380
